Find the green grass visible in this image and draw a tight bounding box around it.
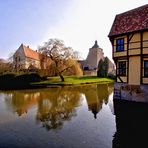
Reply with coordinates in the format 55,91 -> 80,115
33,76 -> 114,86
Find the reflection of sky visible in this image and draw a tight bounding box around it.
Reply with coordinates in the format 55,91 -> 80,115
65,92 -> 116,148
0,94 -> 17,124
108,93 -> 114,114
0,85 -> 116,148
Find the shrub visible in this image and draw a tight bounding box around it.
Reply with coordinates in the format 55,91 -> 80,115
97,57 -> 109,78
0,73 -> 43,90
0,73 -> 16,81
16,73 -> 42,83
0,73 -> 16,89
108,73 -> 116,80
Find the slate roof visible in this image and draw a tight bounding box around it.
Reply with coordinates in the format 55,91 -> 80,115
92,40 -> 99,48
109,4 -> 148,37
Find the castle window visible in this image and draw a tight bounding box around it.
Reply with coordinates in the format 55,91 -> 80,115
144,61 -> 148,77
118,61 -> 126,76
116,38 -> 124,52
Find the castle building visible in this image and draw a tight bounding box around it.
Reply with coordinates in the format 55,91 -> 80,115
79,40 -> 115,75
13,44 -> 51,70
109,4 -> 148,101
83,40 -> 104,70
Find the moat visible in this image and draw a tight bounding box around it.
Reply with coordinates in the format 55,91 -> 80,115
1,83 -> 148,148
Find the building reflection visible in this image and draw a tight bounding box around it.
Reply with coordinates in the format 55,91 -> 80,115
113,99 -> 148,148
83,84 -> 113,119
3,83 -> 114,130
4,90 -> 39,116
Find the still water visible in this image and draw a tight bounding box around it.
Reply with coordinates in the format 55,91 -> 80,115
0,84 -> 116,148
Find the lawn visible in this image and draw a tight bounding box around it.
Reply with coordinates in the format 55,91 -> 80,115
33,76 -> 114,86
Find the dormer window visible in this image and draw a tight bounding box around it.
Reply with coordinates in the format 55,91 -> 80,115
116,38 -> 124,52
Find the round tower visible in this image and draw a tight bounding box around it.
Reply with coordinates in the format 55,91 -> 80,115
84,40 -> 104,70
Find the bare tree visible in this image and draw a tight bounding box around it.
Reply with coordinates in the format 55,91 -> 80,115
8,52 -> 14,64
0,59 -> 13,74
38,38 -> 82,81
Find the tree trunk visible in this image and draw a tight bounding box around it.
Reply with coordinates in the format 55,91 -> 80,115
59,74 -> 64,82
60,75 -> 64,82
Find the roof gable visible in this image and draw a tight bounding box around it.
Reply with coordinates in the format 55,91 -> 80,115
109,4 -> 148,37
21,44 -> 42,60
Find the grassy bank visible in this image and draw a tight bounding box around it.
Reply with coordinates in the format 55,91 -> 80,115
33,76 -> 114,86
0,73 -> 114,90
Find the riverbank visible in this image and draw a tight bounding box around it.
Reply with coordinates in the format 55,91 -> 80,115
0,74 -> 114,90
32,76 -> 114,86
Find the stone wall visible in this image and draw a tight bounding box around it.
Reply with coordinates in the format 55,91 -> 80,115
113,82 -> 148,103
83,70 -> 97,76
84,47 -> 104,70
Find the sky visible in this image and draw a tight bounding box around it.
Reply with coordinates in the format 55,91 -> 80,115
0,0 -> 147,61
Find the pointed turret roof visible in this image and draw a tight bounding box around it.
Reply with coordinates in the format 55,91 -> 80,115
92,40 -> 99,48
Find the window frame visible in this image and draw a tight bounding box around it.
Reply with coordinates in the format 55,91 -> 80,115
144,60 -> 148,77
116,38 -> 124,52
118,61 -> 126,76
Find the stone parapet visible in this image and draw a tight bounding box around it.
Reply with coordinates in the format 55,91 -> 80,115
113,82 -> 148,103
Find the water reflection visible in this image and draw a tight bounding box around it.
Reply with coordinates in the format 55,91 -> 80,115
4,90 -> 40,116
113,99 -> 148,148
84,84 -> 113,119
36,88 -> 81,131
3,83 -> 113,131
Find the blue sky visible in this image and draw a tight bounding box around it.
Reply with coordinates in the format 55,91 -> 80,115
0,0 -> 71,58
0,0 -> 147,60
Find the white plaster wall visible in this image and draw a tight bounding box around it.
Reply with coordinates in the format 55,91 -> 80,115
13,46 -> 41,69
13,46 -> 26,69
25,58 -> 41,69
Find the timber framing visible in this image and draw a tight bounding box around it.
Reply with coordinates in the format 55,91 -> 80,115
127,34 -> 129,84
140,32 -> 143,84
109,4 -> 148,85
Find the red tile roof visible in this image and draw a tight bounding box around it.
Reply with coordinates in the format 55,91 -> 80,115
109,4 -> 148,37
22,44 -> 42,60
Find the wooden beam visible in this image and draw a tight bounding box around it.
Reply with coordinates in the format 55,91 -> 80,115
117,76 -> 123,83
140,31 -> 143,84
129,33 -> 134,42
127,34 -> 129,84
111,38 -> 114,62
115,59 -> 117,82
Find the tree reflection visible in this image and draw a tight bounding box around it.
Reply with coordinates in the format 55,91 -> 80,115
36,87 -> 82,131
3,83 -> 114,130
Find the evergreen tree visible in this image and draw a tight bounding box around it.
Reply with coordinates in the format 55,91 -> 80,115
97,59 -> 104,77
97,57 -> 109,77
103,57 -> 109,77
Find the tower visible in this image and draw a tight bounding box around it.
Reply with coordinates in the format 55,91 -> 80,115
83,40 -> 104,70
